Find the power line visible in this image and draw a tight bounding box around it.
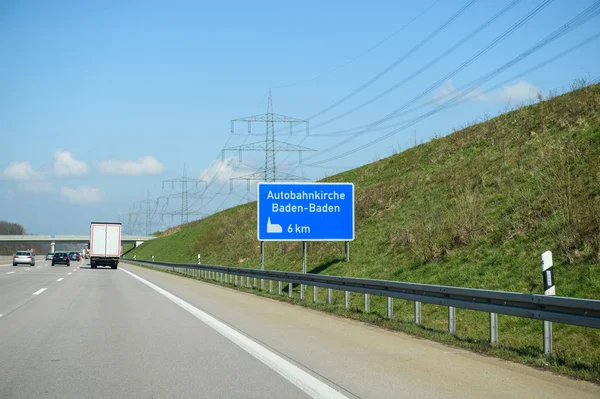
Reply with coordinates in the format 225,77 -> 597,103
305,0 -> 478,121
297,0 -> 555,165
289,30 -> 600,140
274,0 -> 534,168
301,0 -> 525,132
297,1 -> 600,168
274,0 -> 443,89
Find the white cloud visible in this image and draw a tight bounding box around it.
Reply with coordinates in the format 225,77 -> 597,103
434,79 -> 541,104
97,156 -> 164,176
60,186 -> 104,204
20,182 -> 56,194
53,150 -> 88,177
2,161 -> 40,181
199,157 -> 254,183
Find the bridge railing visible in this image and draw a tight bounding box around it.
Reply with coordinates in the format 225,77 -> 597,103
123,259 -> 600,349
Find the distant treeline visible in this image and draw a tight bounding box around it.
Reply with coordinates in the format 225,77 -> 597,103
0,220 -> 82,255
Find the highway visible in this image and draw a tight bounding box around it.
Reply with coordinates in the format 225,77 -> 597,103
1,260 -> 599,399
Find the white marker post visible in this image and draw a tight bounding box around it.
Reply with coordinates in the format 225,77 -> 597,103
541,250 -> 554,355
197,254 -> 201,265
152,255 -> 155,262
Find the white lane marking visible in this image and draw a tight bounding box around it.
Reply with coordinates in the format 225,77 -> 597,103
120,267 -> 349,399
7,271 -> 16,274
73,269 -> 77,272
37,266 -> 41,268
57,278 -> 64,282
0,314 -> 3,317
25,268 -> 31,271
67,273 -> 72,275
32,288 -> 47,295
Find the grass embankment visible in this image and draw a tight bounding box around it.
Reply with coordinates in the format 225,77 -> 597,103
129,83 -> 600,382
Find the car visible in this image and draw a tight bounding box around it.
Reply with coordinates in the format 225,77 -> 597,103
46,252 -> 54,260
68,252 -> 81,261
13,251 -> 35,266
52,252 -> 70,266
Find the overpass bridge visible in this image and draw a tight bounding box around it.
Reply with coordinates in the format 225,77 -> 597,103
0,235 -> 155,252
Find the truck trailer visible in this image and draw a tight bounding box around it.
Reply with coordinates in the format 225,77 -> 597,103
90,222 -> 121,269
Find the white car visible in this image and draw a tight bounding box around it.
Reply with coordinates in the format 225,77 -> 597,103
46,252 -> 54,260
13,251 -> 35,266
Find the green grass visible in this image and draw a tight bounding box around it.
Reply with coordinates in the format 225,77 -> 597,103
129,83 -> 600,383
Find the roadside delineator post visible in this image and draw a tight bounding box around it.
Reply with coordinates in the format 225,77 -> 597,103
152,255 -> 155,262
542,250 -> 555,355
197,254 -> 201,264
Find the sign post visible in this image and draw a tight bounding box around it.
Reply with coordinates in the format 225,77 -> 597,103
260,241 -> 265,290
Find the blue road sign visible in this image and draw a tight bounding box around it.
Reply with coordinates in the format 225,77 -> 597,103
257,182 -> 354,241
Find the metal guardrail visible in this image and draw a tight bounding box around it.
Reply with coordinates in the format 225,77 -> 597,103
124,259 -> 600,347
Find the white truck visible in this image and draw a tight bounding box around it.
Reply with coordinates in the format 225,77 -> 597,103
90,222 -> 121,269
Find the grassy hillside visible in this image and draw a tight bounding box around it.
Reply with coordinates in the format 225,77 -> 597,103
129,83 -> 600,381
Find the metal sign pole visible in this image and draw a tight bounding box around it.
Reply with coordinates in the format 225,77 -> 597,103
260,241 -> 265,270
301,241 -> 307,299
345,241 -> 350,262
302,241 -> 307,274
260,241 -> 265,290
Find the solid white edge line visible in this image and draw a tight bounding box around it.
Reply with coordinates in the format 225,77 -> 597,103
120,267 -> 349,399
32,288 -> 47,295
57,278 -> 64,282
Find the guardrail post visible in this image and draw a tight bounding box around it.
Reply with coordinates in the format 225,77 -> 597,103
448,306 -> 456,335
490,313 -> 498,344
229,274 -> 233,284
542,250 -> 555,355
269,280 -> 273,293
327,288 -> 333,304
364,294 -> 370,313
246,276 -> 250,289
345,291 -> 350,309
414,302 -> 422,325
278,281 -> 282,295
253,278 -> 257,289
300,284 -> 305,300
235,275 -> 238,287
289,283 -> 293,298
241,276 -> 244,287
387,297 -> 393,319
313,286 -> 318,303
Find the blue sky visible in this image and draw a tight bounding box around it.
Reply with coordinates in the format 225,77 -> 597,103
1,0 -> 599,235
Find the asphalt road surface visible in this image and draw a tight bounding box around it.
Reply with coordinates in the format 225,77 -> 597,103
1,260 -> 598,399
